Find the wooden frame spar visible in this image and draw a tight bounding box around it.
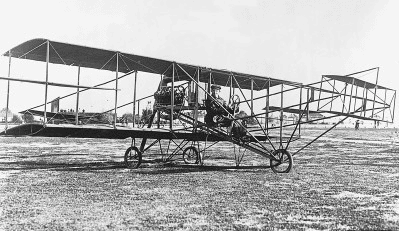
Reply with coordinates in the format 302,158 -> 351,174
0,38 -> 396,173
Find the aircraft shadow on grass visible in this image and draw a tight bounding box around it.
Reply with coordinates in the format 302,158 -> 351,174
0,161 -> 125,171
0,158 -> 271,173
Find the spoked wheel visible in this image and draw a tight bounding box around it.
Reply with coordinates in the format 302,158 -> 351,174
183,146 -> 199,164
124,146 -> 142,169
270,149 -> 293,173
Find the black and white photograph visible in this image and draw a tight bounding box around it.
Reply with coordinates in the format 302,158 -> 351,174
0,0 -> 398,230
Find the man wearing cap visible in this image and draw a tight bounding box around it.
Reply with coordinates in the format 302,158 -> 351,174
205,85 -> 235,127
210,85 -> 227,110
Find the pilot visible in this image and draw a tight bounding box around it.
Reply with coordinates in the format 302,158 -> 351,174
205,85 -> 233,126
211,85 -> 227,111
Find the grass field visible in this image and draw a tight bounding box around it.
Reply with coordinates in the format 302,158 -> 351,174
0,128 -> 398,230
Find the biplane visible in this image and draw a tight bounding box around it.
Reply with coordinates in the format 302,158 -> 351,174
0,38 -> 396,173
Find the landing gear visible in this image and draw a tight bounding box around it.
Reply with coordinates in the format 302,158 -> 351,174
270,149 -> 293,173
182,146 -> 199,164
124,146 -> 142,169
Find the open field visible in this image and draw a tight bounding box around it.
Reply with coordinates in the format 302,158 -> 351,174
0,128 -> 398,230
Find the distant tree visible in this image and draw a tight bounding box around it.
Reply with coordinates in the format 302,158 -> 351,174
22,114 -> 35,123
134,114 -> 140,124
11,114 -> 22,124
121,113 -> 141,124
121,113 -> 133,123
141,109 -> 153,124
95,113 -> 113,124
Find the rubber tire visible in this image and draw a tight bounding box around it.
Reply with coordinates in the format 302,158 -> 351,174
124,146 -> 142,169
183,146 -> 199,164
270,149 -> 293,173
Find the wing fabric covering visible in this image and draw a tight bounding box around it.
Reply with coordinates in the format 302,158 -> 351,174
3,38 -> 300,91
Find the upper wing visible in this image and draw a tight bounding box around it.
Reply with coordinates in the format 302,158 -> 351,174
3,38 -> 300,91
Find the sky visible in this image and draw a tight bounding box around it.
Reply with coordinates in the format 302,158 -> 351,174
0,0 -> 398,124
